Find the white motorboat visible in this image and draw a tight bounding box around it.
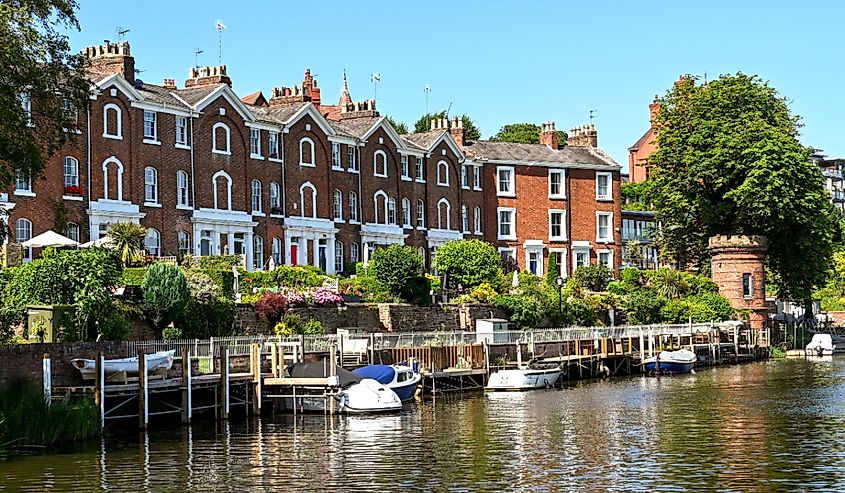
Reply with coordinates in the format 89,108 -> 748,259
71,350 -> 175,380
486,366 -> 562,391
806,334 -> 836,356
283,362 -> 402,414
352,364 -> 421,402
642,348 -> 697,374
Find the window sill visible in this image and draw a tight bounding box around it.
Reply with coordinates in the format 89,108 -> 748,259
300,162 -> 316,168
415,179 -> 426,184
474,230 -> 483,235
268,156 -> 282,163
347,168 -> 360,174
461,186 -> 470,190
143,202 -> 162,208
403,225 -> 413,230
252,212 -> 266,217
250,154 -> 265,161
374,173 -> 388,178
437,182 -> 450,187
175,143 -> 191,150
401,176 -> 412,182
62,195 -> 84,202
143,139 -> 161,146
498,237 -> 517,241
416,226 -> 427,231
103,134 -> 122,141
596,239 -> 614,244
549,237 -> 568,243
473,187 -> 483,192
332,166 -> 344,172
334,219 -> 345,224
348,220 -> 361,225
462,230 -> 471,234
212,149 -> 232,156
497,192 -> 516,198
13,191 -> 35,197
270,214 -> 284,219
176,205 -> 193,211
549,195 -> 567,200
596,197 -> 613,202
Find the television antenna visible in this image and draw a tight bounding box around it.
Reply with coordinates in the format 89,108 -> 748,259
214,20 -> 226,65
424,84 -> 431,115
194,49 -> 204,69
115,27 -> 130,41
589,109 -> 597,124
371,72 -> 380,101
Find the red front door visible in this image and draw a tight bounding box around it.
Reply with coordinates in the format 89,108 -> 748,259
290,244 -> 298,266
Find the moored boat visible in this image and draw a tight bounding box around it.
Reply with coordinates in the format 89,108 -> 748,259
485,366 -> 562,391
71,350 -> 175,380
284,362 -> 402,414
351,364 -> 421,402
806,334 -> 835,356
642,349 -> 696,374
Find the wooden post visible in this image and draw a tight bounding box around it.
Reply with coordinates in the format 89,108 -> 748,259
271,342 -> 278,378
299,334 -> 305,363
42,353 -> 52,408
638,326 -> 644,359
181,348 -> 191,424
138,350 -> 148,430
369,333 -> 375,364
94,352 -> 104,426
329,344 -> 337,415
252,344 -> 262,415
338,334 -> 345,369
219,345 -> 230,420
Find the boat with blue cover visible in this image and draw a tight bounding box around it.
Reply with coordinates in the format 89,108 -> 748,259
643,349 -> 697,374
352,364 -> 421,402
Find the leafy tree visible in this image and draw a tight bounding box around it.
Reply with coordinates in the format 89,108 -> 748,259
0,0 -> 90,238
573,265 -> 612,291
108,222 -> 147,266
371,245 -> 424,301
413,111 -> 480,140
385,116 -> 408,134
620,181 -> 653,211
646,268 -> 689,299
175,271 -> 234,339
648,73 -> 836,306
142,263 -> 189,331
625,290 -> 666,325
490,123 -> 568,148
434,239 -> 502,289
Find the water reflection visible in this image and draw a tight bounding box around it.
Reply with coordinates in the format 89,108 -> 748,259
3,359 -> 845,491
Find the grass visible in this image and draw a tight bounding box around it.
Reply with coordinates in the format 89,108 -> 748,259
0,378 -> 99,452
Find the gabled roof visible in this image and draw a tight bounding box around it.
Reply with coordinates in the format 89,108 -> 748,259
189,84 -> 256,122
402,130 -> 446,150
173,84 -> 222,105
463,140 -> 618,168
93,73 -> 143,101
135,83 -> 189,108
628,127 -> 654,152
241,91 -> 268,107
279,103 -> 336,137
329,117 -> 382,139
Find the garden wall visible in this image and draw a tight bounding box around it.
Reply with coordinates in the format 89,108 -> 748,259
0,341 -> 125,391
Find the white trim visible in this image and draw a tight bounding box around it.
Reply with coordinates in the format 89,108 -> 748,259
299,181 -> 317,218
102,156 -> 124,201
143,139 -> 161,146
62,195 -> 83,202
437,160 -> 450,186
13,190 -> 35,198
212,122 -> 231,155
374,190 -> 389,224
496,166 -> 515,197
523,241 -> 546,277
361,117 -> 409,151
572,243 -> 591,273
596,171 -> 613,201
596,211 -> 614,243
473,206 -> 482,234
249,128 -> 263,159
549,248 -> 568,278
212,170 -> 233,210
94,73 -> 142,101
102,103 -> 122,139
497,207 -> 516,241
131,100 -> 192,117
280,103 -> 337,138
426,131 -> 465,161
299,137 -> 316,167
373,149 -> 388,177
192,85 -> 256,123
437,198 -> 451,230
548,209 -> 567,242
597,249 -> 614,269
549,169 -> 567,199
143,202 -> 162,208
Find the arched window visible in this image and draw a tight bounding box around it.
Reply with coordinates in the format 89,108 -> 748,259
374,190 -> 388,224
474,206 -> 482,233
145,228 -> 160,256
437,160 -> 449,186
333,189 -> 343,221
351,242 -> 360,263
271,237 -> 282,265
212,122 -> 231,154
388,197 -> 397,225
177,170 -> 190,207
102,157 -> 124,201
212,170 -> 233,210
299,137 -> 315,166
253,235 -> 264,270
374,150 -> 388,177
103,103 -> 122,139
462,205 -> 469,232
299,181 -> 317,218
437,198 -> 451,229
16,218 -> 32,261
63,157 -> 79,188
401,198 -> 411,227
251,179 -> 262,213
66,222 -> 80,243
348,191 -> 359,222
178,231 -> 190,256
269,182 -> 281,212
335,240 -> 344,273
144,167 -> 158,204
417,199 -> 426,228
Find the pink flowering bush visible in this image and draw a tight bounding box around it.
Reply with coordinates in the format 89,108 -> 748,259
281,288 -> 306,305
310,287 -> 343,306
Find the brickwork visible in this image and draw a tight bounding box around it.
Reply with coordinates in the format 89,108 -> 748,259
709,235 -> 769,330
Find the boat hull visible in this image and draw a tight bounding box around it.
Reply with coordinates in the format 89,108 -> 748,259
485,368 -> 561,391
71,350 -> 175,380
642,349 -> 697,374
643,361 -> 694,373
281,379 -> 403,414
352,364 -> 421,402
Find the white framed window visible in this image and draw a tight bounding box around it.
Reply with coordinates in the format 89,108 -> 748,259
388,197 -> 397,225
63,157 -> 78,188
349,191 -> 359,223
268,132 -> 280,160
21,93 -> 32,126
63,98 -> 76,122
474,206 -> 482,234
498,247 -> 516,263
175,116 -> 188,146
300,137 -> 315,166
401,155 -> 410,179
143,110 -> 157,141
461,164 -> 469,188
549,169 -> 566,199
177,170 -> 190,207
253,235 -> 264,270
212,170 -> 233,210
14,171 -> 31,194
300,182 -> 317,218
742,273 -> 752,298
271,237 -> 282,265
415,157 -> 425,182
16,218 -> 32,261
333,189 -> 343,221
497,207 -> 516,240
332,143 -> 341,169
351,242 -> 360,263
549,210 -> 567,241
461,205 -> 469,232
251,179 -> 263,213
596,212 -> 613,243
473,165 -> 482,190
596,171 -> 612,201
178,231 -> 191,256
527,249 -> 543,276
66,222 -> 80,243
402,198 -> 411,228
145,228 -> 161,256
250,128 -> 262,157
212,122 -> 231,155
374,150 -> 388,177
497,166 -> 515,196
437,198 -> 451,229
417,199 -> 426,228
437,161 -> 449,186
144,167 -> 158,204
549,248 -> 567,278
103,103 -> 122,139
347,146 -> 358,171
598,249 -> 613,269
335,240 -> 344,273
573,246 -> 590,271
269,182 -> 281,212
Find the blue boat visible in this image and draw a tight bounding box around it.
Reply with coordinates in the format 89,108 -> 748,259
643,349 -> 697,374
352,364 -> 421,402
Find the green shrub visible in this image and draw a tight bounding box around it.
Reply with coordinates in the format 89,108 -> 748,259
660,299 -> 690,323
142,263 -> 190,330
517,271 -> 541,291
190,255 -> 242,270
468,283 -> 498,303
97,308 -> 129,341
621,267 -> 643,287
646,268 -> 689,299
433,239 -> 503,289
494,293 -> 546,329
574,265 -> 613,291
302,318 -> 324,335
626,290 -> 666,325
683,272 -> 719,295
274,265 -> 326,290
121,267 -> 147,286
371,245 -> 423,301
175,271 -> 235,339
162,327 -> 182,341
689,291 -> 734,321
273,313 -> 323,335
606,280 -> 628,295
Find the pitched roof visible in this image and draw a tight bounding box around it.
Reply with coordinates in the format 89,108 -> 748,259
628,127 -> 653,152
402,130 -> 447,150
463,140 -> 618,167
241,90 -> 268,107
173,84 -> 225,105
265,102 -> 311,123
135,83 -> 188,108
329,117 -> 382,139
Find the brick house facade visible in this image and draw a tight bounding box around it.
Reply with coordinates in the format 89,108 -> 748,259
5,42 -> 622,277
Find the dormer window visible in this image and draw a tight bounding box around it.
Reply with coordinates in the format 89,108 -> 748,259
300,137 -> 315,167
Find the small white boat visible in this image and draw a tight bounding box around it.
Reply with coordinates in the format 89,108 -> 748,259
643,349 -> 697,374
806,334 -> 836,356
352,364 -> 421,402
486,366 -> 562,391
71,350 -> 175,380
284,362 -> 402,414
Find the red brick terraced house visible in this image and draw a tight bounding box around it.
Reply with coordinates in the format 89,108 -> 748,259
5,42 -> 622,277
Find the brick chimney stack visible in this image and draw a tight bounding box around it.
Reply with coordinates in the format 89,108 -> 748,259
162,78 -> 176,90
303,69 -> 321,106
448,117 -> 464,146
185,65 -> 231,88
268,85 -> 310,107
84,41 -> 135,84
567,124 -> 598,147
649,95 -> 660,124
539,121 -> 558,149
339,99 -> 378,120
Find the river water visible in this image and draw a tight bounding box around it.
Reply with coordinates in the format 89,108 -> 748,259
2,358 -> 845,492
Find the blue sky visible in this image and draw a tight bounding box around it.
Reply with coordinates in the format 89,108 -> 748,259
66,0 -> 844,170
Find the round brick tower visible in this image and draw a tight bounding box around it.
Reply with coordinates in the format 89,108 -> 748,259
708,235 -> 769,332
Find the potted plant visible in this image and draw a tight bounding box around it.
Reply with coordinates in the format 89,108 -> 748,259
64,185 -> 84,196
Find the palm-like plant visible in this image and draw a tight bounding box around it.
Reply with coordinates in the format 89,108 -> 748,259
107,222 -> 147,266
651,268 -> 689,300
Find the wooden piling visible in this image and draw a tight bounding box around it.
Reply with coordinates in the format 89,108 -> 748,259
42,353 -> 52,408
329,344 -> 337,415
181,348 -> 191,424
94,352 -> 103,425
138,349 -> 147,430
251,344 -> 262,415
219,345 -> 229,420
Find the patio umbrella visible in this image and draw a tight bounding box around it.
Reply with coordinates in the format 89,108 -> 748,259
80,235 -> 114,248
20,230 -> 79,248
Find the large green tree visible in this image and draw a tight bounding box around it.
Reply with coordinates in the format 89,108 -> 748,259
385,116 -> 408,135
0,0 -> 90,192
413,111 -> 480,140
490,123 -> 567,148
648,73 -> 836,304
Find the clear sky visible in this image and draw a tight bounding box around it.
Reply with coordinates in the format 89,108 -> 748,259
65,0 -> 844,170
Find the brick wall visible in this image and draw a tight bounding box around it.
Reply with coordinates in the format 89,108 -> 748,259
709,235 -> 769,330
0,341 -> 125,391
